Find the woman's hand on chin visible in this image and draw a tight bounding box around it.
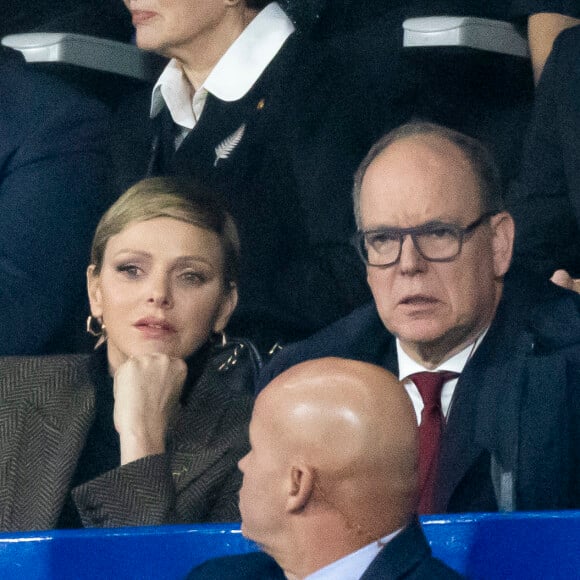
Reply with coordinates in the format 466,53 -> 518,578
113,353 -> 187,465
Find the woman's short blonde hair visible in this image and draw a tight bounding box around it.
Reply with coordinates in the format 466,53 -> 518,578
90,177 -> 240,285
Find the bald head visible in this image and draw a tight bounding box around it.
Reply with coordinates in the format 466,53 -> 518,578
263,357 -> 416,491
238,357 -> 418,563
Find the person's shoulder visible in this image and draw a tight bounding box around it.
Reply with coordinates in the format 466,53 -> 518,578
0,354 -> 93,400
256,303 -> 388,391
552,24 -> 580,55
186,551 -> 284,579
0,51 -> 109,128
414,556 -> 465,579
0,353 -> 91,374
197,338 -> 260,398
367,520 -> 464,580
503,268 -> 580,349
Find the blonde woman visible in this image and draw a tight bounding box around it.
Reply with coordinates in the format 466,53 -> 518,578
0,177 -> 258,531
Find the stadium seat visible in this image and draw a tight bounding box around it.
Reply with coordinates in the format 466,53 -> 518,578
1,32 -> 161,80
403,16 -> 529,57
1,32 -> 165,106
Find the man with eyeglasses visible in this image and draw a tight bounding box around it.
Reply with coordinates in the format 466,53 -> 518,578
257,121 -> 580,514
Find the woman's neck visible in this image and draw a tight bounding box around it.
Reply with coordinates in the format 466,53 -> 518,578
178,6 -> 259,91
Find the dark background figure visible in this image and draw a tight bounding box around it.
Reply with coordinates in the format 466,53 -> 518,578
0,0 -> 133,41
508,25 -> 580,279
0,47 -> 116,355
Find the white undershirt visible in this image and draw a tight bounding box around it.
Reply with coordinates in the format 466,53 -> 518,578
397,330 -> 488,424
304,528 -> 402,580
149,2 -> 295,149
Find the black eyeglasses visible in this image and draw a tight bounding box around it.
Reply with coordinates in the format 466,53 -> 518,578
352,211 -> 497,268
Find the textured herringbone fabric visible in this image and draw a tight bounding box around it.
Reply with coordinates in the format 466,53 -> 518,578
409,371 -> 459,514
0,342 -> 256,531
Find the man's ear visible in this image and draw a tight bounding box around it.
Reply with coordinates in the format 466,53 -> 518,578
86,265 -> 103,318
286,463 -> 315,514
213,283 -> 238,334
490,211 -> 515,278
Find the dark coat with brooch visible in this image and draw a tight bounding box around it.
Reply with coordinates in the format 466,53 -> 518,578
257,273 -> 580,513
0,340 -> 257,531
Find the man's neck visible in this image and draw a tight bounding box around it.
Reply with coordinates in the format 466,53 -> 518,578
274,519 -> 395,579
399,326 -> 488,369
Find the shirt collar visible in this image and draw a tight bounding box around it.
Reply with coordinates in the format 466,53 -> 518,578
305,528 -> 402,580
150,58 -> 193,125
397,329 -> 489,381
205,2 -> 295,102
150,1 -> 294,122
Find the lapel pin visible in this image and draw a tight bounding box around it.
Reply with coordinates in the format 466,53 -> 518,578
214,123 -> 246,167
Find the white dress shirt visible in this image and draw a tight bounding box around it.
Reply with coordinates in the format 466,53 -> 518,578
304,528 -> 402,580
149,2 -> 295,149
397,331 -> 488,424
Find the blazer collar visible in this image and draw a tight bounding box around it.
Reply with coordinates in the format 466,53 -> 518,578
433,293 -> 533,511
361,520 -> 432,580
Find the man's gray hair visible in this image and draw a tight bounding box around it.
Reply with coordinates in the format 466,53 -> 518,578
352,121 -> 504,229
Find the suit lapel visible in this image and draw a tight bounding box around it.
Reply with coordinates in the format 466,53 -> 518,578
360,520 -> 432,580
167,358 -> 252,492
155,38 -> 299,182
434,297 -> 533,512
170,94 -> 258,174
36,379 -> 95,528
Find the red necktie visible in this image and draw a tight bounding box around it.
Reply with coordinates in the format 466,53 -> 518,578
408,371 -> 459,514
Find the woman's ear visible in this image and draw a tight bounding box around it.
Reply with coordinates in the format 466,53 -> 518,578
213,283 -> 238,333
86,265 -> 103,318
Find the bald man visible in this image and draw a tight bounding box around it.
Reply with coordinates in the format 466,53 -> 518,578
187,358 -> 462,579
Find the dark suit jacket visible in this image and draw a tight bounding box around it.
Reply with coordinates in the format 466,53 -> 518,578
112,28 -> 417,350
508,25 -> 580,277
0,48 -> 116,355
0,342 -> 255,531
257,276 -> 580,513
186,520 -> 463,579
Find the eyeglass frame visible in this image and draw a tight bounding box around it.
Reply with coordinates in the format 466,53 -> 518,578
351,210 -> 499,268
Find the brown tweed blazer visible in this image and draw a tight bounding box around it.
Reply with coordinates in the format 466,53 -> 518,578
0,346 -> 255,531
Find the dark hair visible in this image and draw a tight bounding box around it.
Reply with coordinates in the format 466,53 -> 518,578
90,176 -> 240,286
352,121 -> 503,228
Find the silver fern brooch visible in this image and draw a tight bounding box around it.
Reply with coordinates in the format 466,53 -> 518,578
214,124 -> 246,167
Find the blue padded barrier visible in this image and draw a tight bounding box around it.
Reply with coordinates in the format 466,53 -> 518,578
0,524 -> 257,580
422,511 -> 580,579
0,511 -> 579,579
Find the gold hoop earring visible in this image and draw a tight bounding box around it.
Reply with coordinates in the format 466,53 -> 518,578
86,315 -> 107,349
